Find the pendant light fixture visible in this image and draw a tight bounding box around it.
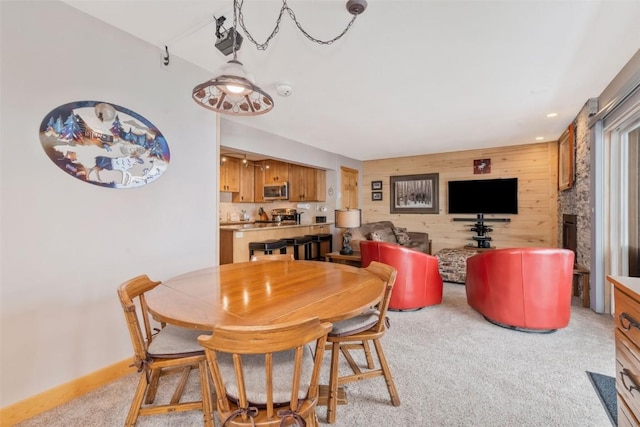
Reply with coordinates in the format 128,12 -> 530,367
192,0 -> 367,117
192,0 -> 273,116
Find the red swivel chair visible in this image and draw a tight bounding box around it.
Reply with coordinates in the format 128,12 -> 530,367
360,240 -> 443,310
465,247 -> 575,332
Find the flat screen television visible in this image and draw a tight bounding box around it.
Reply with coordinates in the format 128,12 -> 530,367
448,178 -> 518,214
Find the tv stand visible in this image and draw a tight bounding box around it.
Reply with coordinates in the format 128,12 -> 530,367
452,214 -> 511,248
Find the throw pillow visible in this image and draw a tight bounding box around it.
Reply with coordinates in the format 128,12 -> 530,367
369,232 -> 384,242
392,227 -> 412,246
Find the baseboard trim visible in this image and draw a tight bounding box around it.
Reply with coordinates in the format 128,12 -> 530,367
0,358 -> 135,426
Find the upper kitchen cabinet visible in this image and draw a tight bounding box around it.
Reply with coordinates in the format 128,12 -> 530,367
314,169 -> 326,202
232,160 -> 254,203
254,162 -> 265,203
288,165 -> 313,202
220,156 -> 240,192
289,165 -> 326,202
263,160 -> 289,184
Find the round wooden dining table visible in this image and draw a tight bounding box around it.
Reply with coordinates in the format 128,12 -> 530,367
145,260 -> 385,330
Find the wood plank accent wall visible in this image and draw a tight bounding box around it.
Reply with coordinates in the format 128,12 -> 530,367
362,142 -> 559,254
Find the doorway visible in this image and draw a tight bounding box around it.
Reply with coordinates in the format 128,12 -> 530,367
340,167 -> 359,209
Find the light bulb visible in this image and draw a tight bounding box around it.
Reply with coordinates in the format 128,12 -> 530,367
226,84 -> 245,94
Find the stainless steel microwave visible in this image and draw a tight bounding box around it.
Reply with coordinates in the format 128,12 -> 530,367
263,182 -> 288,200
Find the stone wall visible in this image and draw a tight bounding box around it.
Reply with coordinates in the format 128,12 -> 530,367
558,102 -> 592,269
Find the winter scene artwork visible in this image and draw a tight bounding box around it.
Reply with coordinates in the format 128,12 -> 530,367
39,101 -> 170,188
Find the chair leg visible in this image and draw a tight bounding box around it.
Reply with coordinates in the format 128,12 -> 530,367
373,338 -> 400,406
198,359 -> 214,427
327,341 -> 341,424
145,368 -> 161,404
126,370 -> 150,426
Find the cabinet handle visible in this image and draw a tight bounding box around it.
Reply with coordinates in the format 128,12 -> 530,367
621,368 -> 640,395
620,312 -> 640,331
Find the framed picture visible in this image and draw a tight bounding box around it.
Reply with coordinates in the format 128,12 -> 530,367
371,180 -> 383,190
473,158 -> 491,174
390,173 -> 439,214
558,124 -> 575,191
372,191 -> 383,201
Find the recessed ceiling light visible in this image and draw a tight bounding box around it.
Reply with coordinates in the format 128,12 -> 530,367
546,113 -> 558,118
535,136 -> 544,141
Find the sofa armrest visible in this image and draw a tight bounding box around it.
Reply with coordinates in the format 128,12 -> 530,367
406,232 -> 431,254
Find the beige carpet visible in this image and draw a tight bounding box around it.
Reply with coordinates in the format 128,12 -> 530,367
16,282 -> 615,426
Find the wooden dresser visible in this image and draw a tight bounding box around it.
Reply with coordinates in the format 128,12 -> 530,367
610,275 -> 640,426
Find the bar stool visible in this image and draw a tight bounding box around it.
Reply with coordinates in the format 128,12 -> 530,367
282,236 -> 313,260
248,239 -> 287,259
305,233 -> 333,261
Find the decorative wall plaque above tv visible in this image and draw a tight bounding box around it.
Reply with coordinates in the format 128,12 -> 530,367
39,101 -> 170,188
447,178 -> 518,214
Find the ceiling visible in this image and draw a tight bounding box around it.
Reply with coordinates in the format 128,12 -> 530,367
62,0 -> 640,161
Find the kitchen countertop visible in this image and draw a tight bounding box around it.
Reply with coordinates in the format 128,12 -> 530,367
220,222 -> 333,231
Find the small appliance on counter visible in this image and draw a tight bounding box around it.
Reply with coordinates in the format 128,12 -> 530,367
315,216 -> 327,223
271,208 -> 300,224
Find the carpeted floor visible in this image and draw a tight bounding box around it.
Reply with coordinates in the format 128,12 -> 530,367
16,282 -> 616,426
587,371 -> 617,426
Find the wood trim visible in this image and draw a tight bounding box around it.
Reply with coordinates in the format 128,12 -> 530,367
0,358 -> 135,425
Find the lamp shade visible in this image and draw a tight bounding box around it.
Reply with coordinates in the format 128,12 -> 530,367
335,209 -> 361,229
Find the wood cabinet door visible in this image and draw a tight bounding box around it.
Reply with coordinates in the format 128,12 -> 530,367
254,162 -> 265,202
314,169 -> 326,202
288,164 -> 306,202
264,160 -> 288,183
233,160 -> 254,202
220,157 -> 240,192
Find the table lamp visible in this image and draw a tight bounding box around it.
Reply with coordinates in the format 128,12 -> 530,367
335,208 -> 361,255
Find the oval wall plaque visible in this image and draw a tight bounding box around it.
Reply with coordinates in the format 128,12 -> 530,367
39,100 -> 170,188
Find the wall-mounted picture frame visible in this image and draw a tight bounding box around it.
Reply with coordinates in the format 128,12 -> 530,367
558,124 -> 575,191
473,158 -> 491,174
371,180 -> 382,190
372,191 -> 383,201
390,173 -> 439,214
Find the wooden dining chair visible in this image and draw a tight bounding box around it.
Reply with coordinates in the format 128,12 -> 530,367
326,261 -> 400,423
249,253 -> 295,262
198,318 -> 332,427
117,275 -> 213,426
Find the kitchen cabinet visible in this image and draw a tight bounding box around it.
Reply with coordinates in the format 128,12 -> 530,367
263,160 -> 289,184
314,169 -> 326,202
289,164 -> 315,202
232,160 -> 254,203
289,165 -> 327,202
610,275 -> 640,426
254,162 -> 265,203
220,156 -> 240,192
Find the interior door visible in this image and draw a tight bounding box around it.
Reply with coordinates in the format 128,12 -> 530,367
340,166 -> 359,209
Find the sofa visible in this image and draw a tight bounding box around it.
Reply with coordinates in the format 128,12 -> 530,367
465,247 -> 575,332
347,220 -> 431,254
360,240 -> 443,311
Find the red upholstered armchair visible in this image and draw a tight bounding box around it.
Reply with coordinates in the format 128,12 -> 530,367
465,247 -> 575,332
360,240 -> 443,311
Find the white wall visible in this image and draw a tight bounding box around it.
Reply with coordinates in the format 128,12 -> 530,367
0,1 -> 218,406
